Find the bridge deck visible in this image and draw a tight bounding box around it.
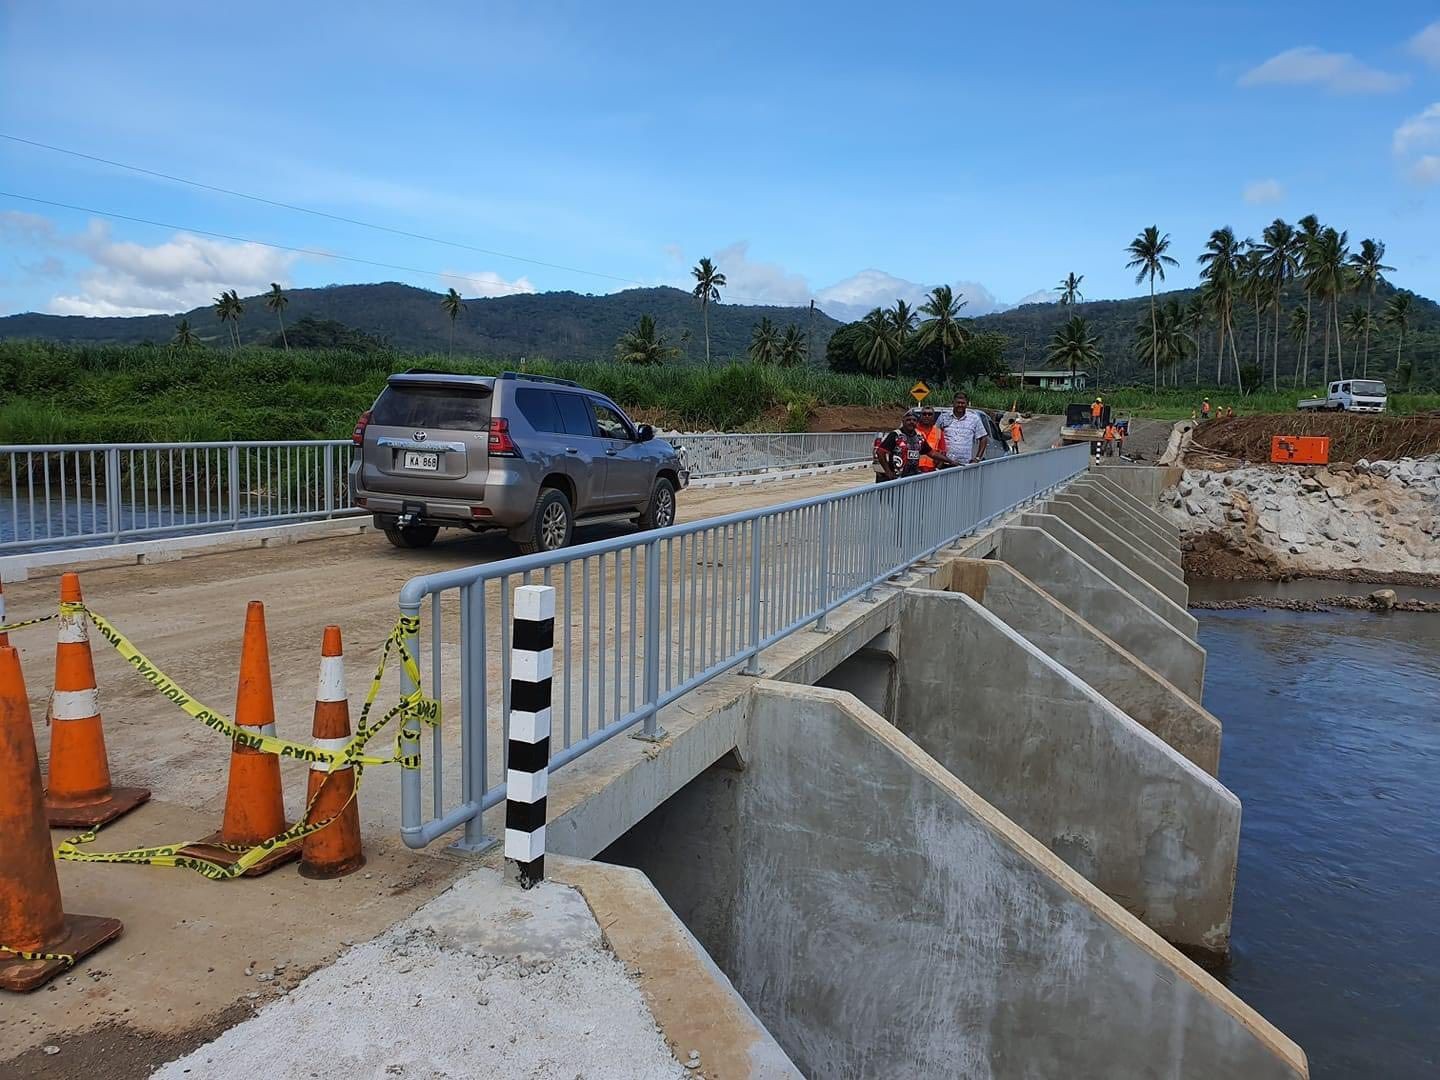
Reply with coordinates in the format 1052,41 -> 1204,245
1,466 -> 870,1071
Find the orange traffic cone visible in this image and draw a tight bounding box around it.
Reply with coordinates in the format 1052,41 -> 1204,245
1,645 -> 123,991
44,573 -> 150,829
299,626 -> 364,879
182,601 -> 298,876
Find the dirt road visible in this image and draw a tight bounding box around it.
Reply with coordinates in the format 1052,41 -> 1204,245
0,466 -> 871,1079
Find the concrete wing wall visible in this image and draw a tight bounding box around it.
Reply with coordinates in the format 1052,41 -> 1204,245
945,557 -> 1220,774
1046,495 -> 1189,605
996,525 -> 1207,698
895,589 -> 1238,953
603,683 -> 1305,1079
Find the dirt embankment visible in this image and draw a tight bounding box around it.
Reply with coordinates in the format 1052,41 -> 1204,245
1164,456 -> 1440,582
1189,414 -> 1440,465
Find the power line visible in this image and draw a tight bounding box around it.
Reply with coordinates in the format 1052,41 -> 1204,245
0,132 -> 803,308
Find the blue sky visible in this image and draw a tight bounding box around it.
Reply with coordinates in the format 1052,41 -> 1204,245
2,2 -> 1438,320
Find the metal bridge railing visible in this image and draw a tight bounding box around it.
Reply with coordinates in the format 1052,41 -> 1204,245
669,432 -> 875,477
394,443 -> 1089,851
0,441 -> 356,553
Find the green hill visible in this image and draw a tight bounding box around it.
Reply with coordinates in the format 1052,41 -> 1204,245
0,283 -> 843,364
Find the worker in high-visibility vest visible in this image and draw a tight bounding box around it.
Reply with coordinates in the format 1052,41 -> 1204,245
1008,418 -> 1023,454
1090,398 -> 1104,428
1103,422 -> 1118,457
914,406 -> 949,471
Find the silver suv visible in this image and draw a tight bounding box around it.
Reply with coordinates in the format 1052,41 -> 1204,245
350,370 -> 687,553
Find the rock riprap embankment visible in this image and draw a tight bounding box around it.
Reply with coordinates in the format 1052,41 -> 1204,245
1162,455 -> 1440,576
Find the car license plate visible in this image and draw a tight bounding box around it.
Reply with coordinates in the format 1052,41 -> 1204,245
403,451 -> 440,471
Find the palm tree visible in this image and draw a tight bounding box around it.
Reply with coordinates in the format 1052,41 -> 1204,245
1342,308 -> 1373,362
1347,239 -> 1393,376
1055,272 -> 1084,315
1047,315 -> 1102,385
857,307 -> 901,377
441,288 -> 463,357
748,317 -> 780,365
1184,295 -> 1207,385
1294,215 -> 1323,385
690,257 -> 726,365
213,290 -> 242,350
1287,305 -> 1310,385
1240,244 -> 1270,392
1384,291 -> 1414,378
265,283 -> 289,350
1133,300 -> 1192,386
1306,228 -> 1350,384
916,285 -> 969,382
778,323 -> 807,368
614,314 -> 679,366
887,299 -> 918,347
1124,226 -> 1178,390
172,318 -> 198,348
1198,228 -> 1242,385
1256,218 -> 1298,391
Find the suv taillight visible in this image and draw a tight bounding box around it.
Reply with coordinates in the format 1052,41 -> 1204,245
351,409 -> 372,447
488,417 -> 519,457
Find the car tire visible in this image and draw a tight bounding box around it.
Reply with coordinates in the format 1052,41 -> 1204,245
384,524 -> 439,549
514,488 -> 573,555
636,478 -> 677,531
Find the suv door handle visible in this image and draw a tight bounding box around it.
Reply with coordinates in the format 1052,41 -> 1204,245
565,447 -> 579,454
606,449 -> 618,456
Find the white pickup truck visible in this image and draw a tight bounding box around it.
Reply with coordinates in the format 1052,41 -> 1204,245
1297,379 -> 1388,413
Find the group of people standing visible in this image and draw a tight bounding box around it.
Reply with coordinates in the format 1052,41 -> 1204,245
874,392 -> 1016,482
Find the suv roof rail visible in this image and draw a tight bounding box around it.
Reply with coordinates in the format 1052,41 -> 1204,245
498,370 -> 580,387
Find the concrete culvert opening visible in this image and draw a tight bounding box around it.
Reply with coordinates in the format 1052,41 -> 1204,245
597,682 -> 1305,1079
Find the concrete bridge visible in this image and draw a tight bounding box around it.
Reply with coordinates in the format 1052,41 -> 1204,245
0,453 -> 1308,1078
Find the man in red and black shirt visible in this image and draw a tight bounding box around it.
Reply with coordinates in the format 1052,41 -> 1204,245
875,411 -> 924,482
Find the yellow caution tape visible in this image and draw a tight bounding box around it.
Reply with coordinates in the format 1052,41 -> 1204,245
0,612 -> 59,634
54,605 -> 440,880
0,942 -> 76,967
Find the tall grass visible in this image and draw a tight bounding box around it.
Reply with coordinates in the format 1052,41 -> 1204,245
2,341 -> 1436,444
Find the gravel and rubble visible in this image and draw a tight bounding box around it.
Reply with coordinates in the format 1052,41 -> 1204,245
1163,454 -> 1440,579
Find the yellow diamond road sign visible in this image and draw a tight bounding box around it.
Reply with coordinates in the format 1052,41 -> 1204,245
910,381 -> 930,403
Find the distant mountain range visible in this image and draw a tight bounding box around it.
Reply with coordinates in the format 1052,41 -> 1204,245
3,280 -> 1436,383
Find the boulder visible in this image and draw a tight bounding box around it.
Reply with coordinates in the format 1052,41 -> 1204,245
1370,589 -> 1398,611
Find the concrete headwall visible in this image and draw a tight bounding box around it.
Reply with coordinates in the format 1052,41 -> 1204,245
1073,479 -> 1181,558
1045,494 -> 1188,605
1097,464 -> 1184,508
601,683 -> 1305,1079
1088,473 -> 1183,540
945,557 -> 1220,774
895,589 -> 1237,952
996,524 -> 1207,698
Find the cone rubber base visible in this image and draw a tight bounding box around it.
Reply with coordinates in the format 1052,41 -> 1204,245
299,851 -> 366,881
180,831 -> 301,877
45,786 -> 151,830
0,913 -> 123,992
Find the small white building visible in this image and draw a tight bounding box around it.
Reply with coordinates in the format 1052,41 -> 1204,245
1015,369 -> 1089,391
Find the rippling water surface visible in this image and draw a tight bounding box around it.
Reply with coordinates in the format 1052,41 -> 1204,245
1195,596 -> 1440,1079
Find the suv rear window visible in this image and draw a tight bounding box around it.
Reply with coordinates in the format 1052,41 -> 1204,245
372,385 -> 492,430
553,392 -> 596,437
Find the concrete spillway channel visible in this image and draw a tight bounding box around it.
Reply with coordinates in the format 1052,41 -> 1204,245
540,467 -> 1306,1077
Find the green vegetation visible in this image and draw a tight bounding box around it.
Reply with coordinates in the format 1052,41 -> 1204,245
5,342 -> 1435,448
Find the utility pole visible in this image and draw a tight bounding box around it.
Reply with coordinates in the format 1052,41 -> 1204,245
808,299 -> 815,365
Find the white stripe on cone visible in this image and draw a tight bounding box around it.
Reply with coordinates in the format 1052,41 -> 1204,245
52,688 -> 100,720
316,655 -> 346,703
58,618 -> 88,644
309,734 -> 352,773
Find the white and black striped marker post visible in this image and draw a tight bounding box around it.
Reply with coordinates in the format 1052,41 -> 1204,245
505,584 -> 555,889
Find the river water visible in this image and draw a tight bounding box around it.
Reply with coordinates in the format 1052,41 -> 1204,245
1192,583 -> 1440,1078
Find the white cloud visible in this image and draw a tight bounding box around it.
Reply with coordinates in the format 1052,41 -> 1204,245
1012,289 -> 1057,308
1394,102 -> 1440,156
1243,179 -> 1286,205
1238,46 -> 1407,94
1409,20 -> 1440,69
439,269 -> 536,298
710,241 -> 812,307
0,210 -> 59,245
1409,155 -> 1440,185
47,222 -> 302,317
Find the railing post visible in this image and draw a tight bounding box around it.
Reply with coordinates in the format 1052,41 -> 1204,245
227,444 -> 241,527
323,444 -> 336,516
398,600 -> 424,849
105,448 -> 122,543
745,516 -> 764,674
814,500 -> 833,633
633,539 -> 666,740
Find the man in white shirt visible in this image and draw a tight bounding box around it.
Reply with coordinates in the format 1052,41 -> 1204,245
935,392 -> 989,464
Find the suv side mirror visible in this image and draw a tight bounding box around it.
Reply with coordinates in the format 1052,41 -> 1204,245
636,424 -> 654,442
